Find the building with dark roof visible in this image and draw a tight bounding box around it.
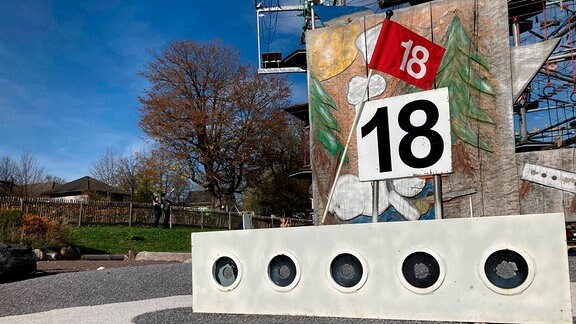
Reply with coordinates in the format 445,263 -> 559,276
0,180 -> 14,196
185,190 -> 214,210
44,176 -> 129,202
27,181 -> 60,197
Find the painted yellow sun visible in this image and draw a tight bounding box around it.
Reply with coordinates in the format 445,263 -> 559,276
308,23 -> 362,81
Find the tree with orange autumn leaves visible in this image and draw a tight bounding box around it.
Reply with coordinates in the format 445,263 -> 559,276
138,40 -> 295,207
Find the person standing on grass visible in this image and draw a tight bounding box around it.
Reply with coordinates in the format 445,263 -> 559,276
280,216 -> 291,228
153,195 -> 162,228
161,192 -> 173,229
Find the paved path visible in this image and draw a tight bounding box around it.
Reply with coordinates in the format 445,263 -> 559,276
0,296 -> 190,324
1,258 -> 575,323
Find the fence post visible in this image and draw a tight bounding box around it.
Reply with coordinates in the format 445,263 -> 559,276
201,211 -> 204,230
228,210 -> 232,230
129,202 -> 133,227
19,198 -> 23,212
78,201 -> 83,228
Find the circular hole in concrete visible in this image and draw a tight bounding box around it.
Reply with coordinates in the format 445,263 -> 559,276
213,256 -> 238,288
484,249 -> 529,289
401,251 -> 441,289
268,254 -> 297,287
330,253 -> 363,288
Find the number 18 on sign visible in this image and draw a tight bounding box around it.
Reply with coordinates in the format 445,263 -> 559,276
357,87 -> 451,181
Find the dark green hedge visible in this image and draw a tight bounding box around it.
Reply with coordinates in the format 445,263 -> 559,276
0,210 -> 23,243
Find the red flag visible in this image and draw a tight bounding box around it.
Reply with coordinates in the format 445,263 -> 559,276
368,19 -> 445,90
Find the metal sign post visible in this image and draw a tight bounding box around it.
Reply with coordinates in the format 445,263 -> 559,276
372,180 -> 379,222
433,174 -> 443,219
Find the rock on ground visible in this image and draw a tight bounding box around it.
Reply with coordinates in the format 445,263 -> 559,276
0,243 -> 37,282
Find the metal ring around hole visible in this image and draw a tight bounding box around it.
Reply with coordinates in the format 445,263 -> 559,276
211,252 -> 242,292
265,251 -> 301,292
396,247 -> 446,295
326,249 -> 368,293
479,245 -> 535,296
543,85 -> 556,97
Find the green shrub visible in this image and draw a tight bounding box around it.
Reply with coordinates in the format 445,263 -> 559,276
124,230 -> 144,241
0,210 -> 23,243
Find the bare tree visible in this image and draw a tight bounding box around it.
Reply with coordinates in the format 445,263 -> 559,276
44,174 -> 66,184
0,155 -> 17,196
89,148 -> 119,186
117,153 -> 142,200
139,40 -> 291,207
0,155 -> 17,182
89,148 -> 122,201
14,151 -> 45,197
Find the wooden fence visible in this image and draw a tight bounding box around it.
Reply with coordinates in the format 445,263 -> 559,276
0,197 -> 312,229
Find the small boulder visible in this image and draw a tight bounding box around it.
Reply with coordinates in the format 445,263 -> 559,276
0,243 -> 37,282
33,248 -> 46,261
59,245 -> 81,260
126,249 -> 136,260
44,249 -> 61,261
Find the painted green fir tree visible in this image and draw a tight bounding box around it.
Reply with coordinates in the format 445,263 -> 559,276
309,75 -> 346,161
436,15 -> 496,152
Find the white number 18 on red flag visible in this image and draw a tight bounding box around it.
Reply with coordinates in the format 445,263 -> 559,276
368,19 -> 445,90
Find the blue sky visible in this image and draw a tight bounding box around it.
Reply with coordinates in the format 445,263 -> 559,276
0,0 -> 307,182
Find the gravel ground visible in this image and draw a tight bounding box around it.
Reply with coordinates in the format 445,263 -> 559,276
35,259 -> 179,274
0,256 -> 574,323
0,263 -> 192,317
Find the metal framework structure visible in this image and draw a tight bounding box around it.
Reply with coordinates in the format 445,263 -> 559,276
255,0 -> 576,151
511,0 -> 576,151
255,2 -> 307,74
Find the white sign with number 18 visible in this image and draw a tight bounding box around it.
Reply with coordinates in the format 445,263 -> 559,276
357,87 -> 452,181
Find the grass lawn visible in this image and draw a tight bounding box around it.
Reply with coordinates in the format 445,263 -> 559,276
69,225 -> 220,255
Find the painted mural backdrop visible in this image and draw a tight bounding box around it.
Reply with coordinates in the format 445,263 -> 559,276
307,0 -> 520,224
